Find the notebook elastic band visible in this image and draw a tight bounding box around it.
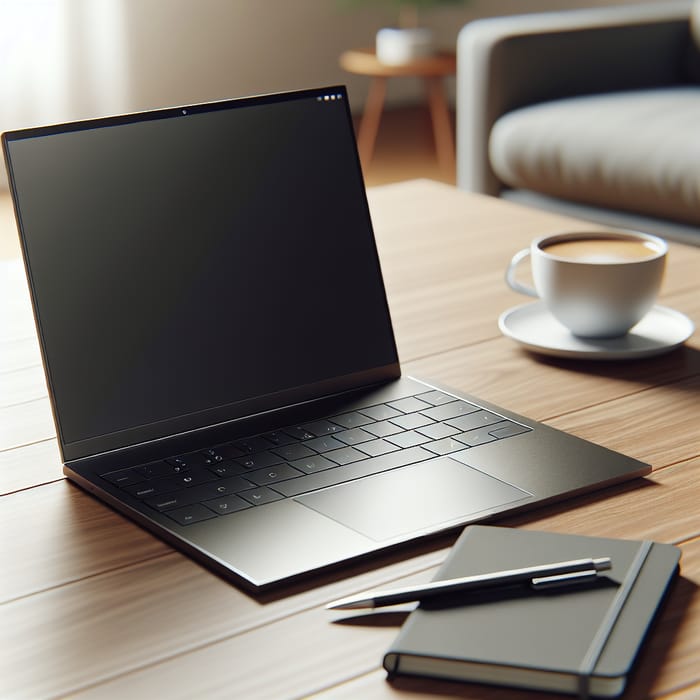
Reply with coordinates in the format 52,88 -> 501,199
577,540 -> 653,699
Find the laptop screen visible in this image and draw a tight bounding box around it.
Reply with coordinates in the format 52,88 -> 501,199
3,86 -> 399,461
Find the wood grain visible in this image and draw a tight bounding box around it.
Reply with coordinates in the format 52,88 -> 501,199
0,363 -> 48,408
51,470 -> 700,700
547,376 -> 700,469
0,396 -> 54,451
0,438 -> 61,496
0,335 -> 42,374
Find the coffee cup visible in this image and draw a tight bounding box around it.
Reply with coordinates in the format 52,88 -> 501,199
506,230 -> 667,338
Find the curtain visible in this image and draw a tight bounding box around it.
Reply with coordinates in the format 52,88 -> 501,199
0,0 -> 129,188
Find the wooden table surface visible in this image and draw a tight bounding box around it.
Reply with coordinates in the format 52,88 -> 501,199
1,180 -> 699,699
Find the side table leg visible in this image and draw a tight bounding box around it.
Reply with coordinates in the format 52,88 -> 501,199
357,77 -> 387,167
425,76 -> 455,175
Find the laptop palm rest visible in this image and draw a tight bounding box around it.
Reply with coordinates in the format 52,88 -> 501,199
295,457 -> 532,542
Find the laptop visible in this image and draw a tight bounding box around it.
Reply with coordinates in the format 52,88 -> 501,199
2,86 -> 649,590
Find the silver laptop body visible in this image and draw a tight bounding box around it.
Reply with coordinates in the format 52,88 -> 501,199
2,86 -> 648,589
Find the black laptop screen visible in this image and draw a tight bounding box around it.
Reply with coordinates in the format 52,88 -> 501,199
3,87 -> 399,459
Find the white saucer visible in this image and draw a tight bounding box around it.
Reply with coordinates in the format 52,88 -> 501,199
498,302 -> 695,360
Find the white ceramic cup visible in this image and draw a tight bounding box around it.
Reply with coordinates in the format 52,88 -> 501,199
506,231 -> 667,338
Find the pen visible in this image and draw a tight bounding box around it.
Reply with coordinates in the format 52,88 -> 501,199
326,556 -> 612,610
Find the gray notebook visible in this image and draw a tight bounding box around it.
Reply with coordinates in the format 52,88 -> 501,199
383,525 -> 680,698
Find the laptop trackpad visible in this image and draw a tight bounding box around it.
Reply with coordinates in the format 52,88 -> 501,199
295,457 -> 531,542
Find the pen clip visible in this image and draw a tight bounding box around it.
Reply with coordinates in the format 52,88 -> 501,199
530,569 -> 600,590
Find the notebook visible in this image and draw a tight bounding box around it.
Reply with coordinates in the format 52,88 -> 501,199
2,86 -> 650,590
383,525 -> 680,698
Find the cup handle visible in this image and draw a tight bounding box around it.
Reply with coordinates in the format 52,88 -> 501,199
506,248 -> 538,298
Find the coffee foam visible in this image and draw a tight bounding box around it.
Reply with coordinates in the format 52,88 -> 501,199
541,237 -> 659,263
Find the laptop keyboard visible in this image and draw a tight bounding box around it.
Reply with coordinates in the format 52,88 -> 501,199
103,390 -> 531,526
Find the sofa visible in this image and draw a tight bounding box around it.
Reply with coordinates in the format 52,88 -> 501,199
456,0 -> 700,246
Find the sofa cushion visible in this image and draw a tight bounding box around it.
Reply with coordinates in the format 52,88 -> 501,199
489,87 -> 700,226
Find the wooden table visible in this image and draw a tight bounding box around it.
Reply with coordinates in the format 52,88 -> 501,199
340,49 -> 456,173
2,180 -> 699,699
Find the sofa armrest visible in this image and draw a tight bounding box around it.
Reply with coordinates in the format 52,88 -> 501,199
456,0 -> 694,195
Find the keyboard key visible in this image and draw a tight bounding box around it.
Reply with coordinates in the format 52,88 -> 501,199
166,453 -> 209,469
169,467 -> 218,488
145,491 -> 201,511
356,439 -> 401,457
358,404 -> 401,421
205,475 -> 257,496
209,462 -> 249,478
233,436 -> 276,454
165,450 -> 222,470
389,413 -> 435,430
202,495 -> 250,516
290,455 -> 337,474
163,457 -> 189,472
330,411 -> 374,429
490,422 -> 532,439
239,487 -> 284,506
215,444 -> 247,460
284,426 -> 315,441
446,410 -> 504,432
125,477 -> 180,499
167,504 -> 217,526
388,396 -> 432,413
301,419 -> 344,436
455,427 -> 498,447
423,437 -> 468,455
272,443 -> 315,461
199,448 -> 225,464
270,446 -> 433,498
263,431 -> 298,447
416,390 -> 455,406
235,451 -> 283,470
421,400 -> 479,421
363,420 -> 403,438
303,436 -> 346,453
324,446 -> 366,465
125,483 -> 160,499
335,427 -> 375,445
136,462 -> 189,479
245,463 -> 304,486
385,430 -> 432,448
102,469 -> 145,487
416,422 -> 460,440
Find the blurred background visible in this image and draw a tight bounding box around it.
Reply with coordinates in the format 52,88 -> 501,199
0,0 -> 665,196
1,1 -> 666,129
0,0 -> 667,259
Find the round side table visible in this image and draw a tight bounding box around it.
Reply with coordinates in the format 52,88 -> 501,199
339,48 -> 456,173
